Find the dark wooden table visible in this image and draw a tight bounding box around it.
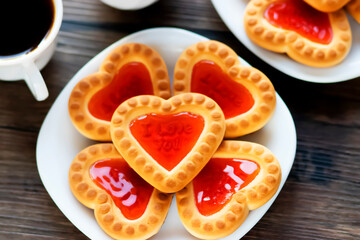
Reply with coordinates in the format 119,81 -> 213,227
1,0 -> 359,239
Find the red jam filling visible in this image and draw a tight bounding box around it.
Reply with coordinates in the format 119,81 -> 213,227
90,158 -> 154,220
88,62 -> 154,121
193,158 -> 260,216
191,60 -> 255,119
264,0 -> 333,44
129,112 -> 205,171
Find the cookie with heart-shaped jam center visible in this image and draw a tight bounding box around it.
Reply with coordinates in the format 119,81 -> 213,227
110,93 -> 226,193
173,40 -> 276,138
68,43 -> 171,141
129,112 -> 205,171
244,0 -> 351,67
304,0 -> 350,12
176,141 -> 281,239
265,0 -> 333,45
347,0 -> 360,24
69,143 -> 172,240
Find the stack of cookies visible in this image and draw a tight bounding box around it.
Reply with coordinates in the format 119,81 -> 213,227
68,41 -> 281,239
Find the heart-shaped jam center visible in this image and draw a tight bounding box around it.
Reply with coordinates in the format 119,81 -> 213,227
130,112 -> 205,171
264,0 -> 333,44
193,158 -> 260,216
88,62 -> 154,121
90,158 -> 154,220
191,60 -> 254,119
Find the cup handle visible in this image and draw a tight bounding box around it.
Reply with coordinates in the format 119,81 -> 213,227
22,60 -> 49,101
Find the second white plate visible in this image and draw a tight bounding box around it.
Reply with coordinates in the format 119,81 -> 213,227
211,0 -> 360,83
36,27 -> 297,240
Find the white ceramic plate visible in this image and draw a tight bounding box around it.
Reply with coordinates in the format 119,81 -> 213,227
100,0 -> 158,10
211,0 -> 360,83
36,27 -> 297,240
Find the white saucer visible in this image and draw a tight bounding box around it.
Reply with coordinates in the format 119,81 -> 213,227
211,0 -> 360,83
36,27 -> 297,240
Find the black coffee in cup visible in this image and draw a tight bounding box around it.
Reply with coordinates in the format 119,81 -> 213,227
0,0 -> 55,59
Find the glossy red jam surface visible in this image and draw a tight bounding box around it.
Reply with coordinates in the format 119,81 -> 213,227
88,62 -> 154,121
264,0 -> 333,44
191,60 -> 254,119
90,158 -> 153,220
129,112 -> 205,171
193,158 -> 260,216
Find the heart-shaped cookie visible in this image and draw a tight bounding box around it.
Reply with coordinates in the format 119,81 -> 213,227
176,140 -> 281,239
347,0 -> 360,23
305,0 -> 350,12
173,40 -> 276,138
110,93 -> 226,193
244,0 -> 351,67
69,143 -> 172,240
68,43 -> 171,141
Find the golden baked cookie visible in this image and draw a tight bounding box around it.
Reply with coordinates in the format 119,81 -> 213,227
173,40 -> 276,138
68,43 -> 171,141
110,93 -> 226,193
347,0 -> 360,23
244,0 -> 352,67
176,140 -> 281,239
69,143 -> 172,240
304,0 -> 350,12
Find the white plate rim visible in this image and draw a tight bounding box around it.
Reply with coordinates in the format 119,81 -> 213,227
36,27 -> 297,240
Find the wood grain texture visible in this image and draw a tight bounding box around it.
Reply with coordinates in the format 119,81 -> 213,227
0,0 -> 359,239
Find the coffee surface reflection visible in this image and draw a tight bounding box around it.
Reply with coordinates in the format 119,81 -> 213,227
0,0 -> 55,59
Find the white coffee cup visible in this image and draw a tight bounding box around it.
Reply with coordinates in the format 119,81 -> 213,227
0,0 -> 63,101
101,0 -> 158,10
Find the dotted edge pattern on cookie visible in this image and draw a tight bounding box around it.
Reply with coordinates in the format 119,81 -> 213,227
173,40 -> 276,138
305,0 -> 351,12
68,72 -> 113,141
176,140 -> 281,239
68,143 -> 173,240
68,43 -> 172,141
347,0 -> 360,23
100,43 -> 171,100
244,0 -> 352,67
110,93 -> 226,193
